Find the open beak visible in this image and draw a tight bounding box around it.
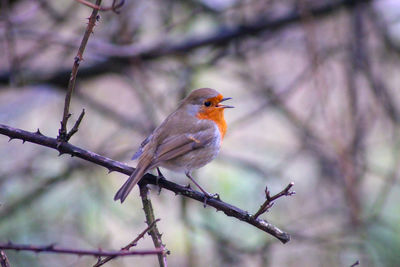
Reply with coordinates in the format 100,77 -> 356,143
218,97 -> 234,108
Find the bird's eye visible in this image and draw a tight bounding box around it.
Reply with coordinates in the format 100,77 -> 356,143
204,101 -> 212,107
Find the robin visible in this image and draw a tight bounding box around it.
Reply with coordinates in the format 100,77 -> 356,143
114,88 -> 233,203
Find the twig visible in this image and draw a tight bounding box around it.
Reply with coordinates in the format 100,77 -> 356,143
65,109 -> 85,141
0,124 -> 290,243
140,185 -> 168,267
57,0 -> 102,142
0,242 -> 163,257
93,219 -> 161,267
0,251 -> 10,267
253,182 -> 295,219
75,0 -> 124,13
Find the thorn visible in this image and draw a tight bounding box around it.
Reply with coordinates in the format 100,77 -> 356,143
185,184 -> 191,189
36,128 -> 43,135
8,137 -> 14,142
107,169 -> 114,174
74,56 -> 80,65
96,14 -> 100,21
22,140 -> 26,144
45,243 -> 56,249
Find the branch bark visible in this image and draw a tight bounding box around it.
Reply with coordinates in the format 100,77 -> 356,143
140,186 -> 168,267
0,123 -> 290,243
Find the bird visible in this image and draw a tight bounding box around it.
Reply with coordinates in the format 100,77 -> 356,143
114,88 -> 233,203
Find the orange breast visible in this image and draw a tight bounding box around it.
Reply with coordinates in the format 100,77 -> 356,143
196,108 -> 227,139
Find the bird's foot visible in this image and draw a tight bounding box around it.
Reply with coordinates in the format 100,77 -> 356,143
156,168 -> 166,195
202,192 -> 220,208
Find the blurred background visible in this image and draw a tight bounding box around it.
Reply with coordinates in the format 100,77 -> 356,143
1,0 -> 400,266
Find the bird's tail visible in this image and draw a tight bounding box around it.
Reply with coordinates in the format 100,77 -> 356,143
114,166 -> 147,203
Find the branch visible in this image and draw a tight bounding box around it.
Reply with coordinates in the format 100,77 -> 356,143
0,242 -> 163,257
58,0 -> 102,141
0,251 -> 10,267
253,182 -> 295,219
140,186 -> 168,267
0,0 -> 373,87
94,219 -> 161,267
0,124 -> 290,243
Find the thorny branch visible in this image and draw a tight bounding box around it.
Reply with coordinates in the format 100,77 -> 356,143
0,242 -> 163,257
253,183 -> 296,219
94,219 -> 161,267
0,251 -> 10,267
0,124 -> 291,243
57,0 -> 102,142
140,186 -> 168,267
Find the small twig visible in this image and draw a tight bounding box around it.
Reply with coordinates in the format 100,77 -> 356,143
253,182 -> 295,219
140,185 -> 168,267
65,109 -> 85,141
75,0 -> 124,13
94,219 -> 161,267
350,260 -> 360,267
0,242 -> 163,257
0,251 -> 10,267
57,0 -> 102,142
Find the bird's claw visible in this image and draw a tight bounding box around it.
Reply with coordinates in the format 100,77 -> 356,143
202,192 -> 220,208
156,168 -> 166,195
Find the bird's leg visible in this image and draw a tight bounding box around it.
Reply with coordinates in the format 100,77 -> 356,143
185,172 -> 219,207
156,167 -> 165,195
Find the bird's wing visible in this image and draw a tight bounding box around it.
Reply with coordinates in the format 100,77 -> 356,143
131,134 -> 153,160
149,128 -> 216,168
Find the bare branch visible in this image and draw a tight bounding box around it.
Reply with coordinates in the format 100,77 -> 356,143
0,123 -> 290,243
94,219 -> 161,267
65,108 -> 85,141
58,0 -> 102,142
253,183 -> 295,219
0,251 -> 10,267
0,242 -> 163,257
140,186 -> 168,267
